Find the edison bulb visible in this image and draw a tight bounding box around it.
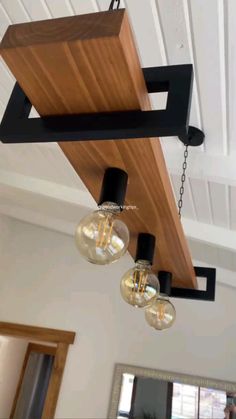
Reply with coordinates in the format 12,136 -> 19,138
120,261 -> 160,308
145,297 -> 176,330
75,203 -> 129,265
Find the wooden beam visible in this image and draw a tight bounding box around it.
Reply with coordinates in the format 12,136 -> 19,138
0,321 -> 75,344
0,10 -> 196,288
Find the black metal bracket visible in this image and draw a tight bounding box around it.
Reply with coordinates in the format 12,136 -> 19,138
0,65 -> 198,145
159,267 -> 216,301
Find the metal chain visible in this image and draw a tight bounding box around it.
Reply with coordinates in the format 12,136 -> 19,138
178,145 -> 189,218
109,0 -> 120,10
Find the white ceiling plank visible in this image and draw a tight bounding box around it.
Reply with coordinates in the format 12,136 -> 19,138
229,186 -> 236,230
124,0 -> 167,67
0,0 -> 30,23
189,178 -> 212,224
69,0 -> 98,13
0,3 -> 12,38
171,174 -> 196,220
163,147 -> 236,187
0,203 -> 76,236
226,0 -> 236,154
21,0 -> 52,20
192,246 -> 236,278
0,169 -> 95,209
0,100 -> 4,114
0,143 -> 85,188
183,218 -> 236,253
0,61 -> 15,104
208,182 -> 229,228
188,0 -> 227,155
45,0 -> 74,17
156,0 -> 201,128
0,59 -> 14,86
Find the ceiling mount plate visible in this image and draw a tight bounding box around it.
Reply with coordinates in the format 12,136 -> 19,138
178,126 -> 205,147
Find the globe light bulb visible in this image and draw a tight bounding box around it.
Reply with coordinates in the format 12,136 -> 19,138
120,260 -> 160,308
145,296 -> 176,330
75,202 -> 129,265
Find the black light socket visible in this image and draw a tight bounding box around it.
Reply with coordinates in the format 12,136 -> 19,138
158,271 -> 172,296
135,233 -> 156,265
98,167 -> 128,210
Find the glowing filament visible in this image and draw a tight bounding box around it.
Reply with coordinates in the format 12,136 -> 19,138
158,301 -> 165,321
133,270 -> 148,295
96,216 -> 114,249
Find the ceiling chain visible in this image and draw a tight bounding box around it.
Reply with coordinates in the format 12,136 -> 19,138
109,0 -> 121,10
178,144 -> 189,218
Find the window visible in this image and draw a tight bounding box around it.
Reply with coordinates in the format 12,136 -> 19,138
118,374 -> 134,418
172,383 -> 226,419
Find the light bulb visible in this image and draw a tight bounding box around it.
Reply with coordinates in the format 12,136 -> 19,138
75,202 -> 129,265
120,260 -> 160,308
145,296 -> 176,330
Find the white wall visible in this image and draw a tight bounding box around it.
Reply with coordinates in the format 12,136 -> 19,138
0,215 -> 236,418
0,336 -> 28,418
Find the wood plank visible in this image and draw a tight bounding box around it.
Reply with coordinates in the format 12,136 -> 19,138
0,321 -> 75,344
42,342 -> 69,419
0,10 -> 196,287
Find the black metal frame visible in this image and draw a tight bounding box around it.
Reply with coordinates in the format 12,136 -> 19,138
0,65 -> 194,144
159,267 -> 216,301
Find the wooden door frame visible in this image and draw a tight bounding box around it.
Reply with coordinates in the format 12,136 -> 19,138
0,321 -> 75,418
10,343 -> 57,418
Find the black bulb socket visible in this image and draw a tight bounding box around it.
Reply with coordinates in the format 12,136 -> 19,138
158,271 -> 172,296
98,167 -> 128,210
135,233 -> 156,265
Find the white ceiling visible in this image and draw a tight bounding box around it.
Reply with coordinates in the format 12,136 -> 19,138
0,0 -> 235,276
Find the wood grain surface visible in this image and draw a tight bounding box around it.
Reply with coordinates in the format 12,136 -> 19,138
0,10 -> 196,288
0,321 -> 75,344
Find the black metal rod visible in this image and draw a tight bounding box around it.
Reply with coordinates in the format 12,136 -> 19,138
158,267 -> 216,301
158,271 -> 172,296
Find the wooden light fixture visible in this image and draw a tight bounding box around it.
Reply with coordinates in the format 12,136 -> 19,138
0,8 -> 213,291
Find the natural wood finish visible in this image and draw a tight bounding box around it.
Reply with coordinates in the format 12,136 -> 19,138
0,10 -> 196,287
10,343 -> 56,418
26,342 -> 57,356
0,322 -> 75,418
0,321 -> 75,344
42,342 -> 69,419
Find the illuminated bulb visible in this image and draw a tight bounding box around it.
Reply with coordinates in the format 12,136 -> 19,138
120,260 -> 160,308
75,202 -> 129,265
75,167 -> 129,265
145,296 -> 176,330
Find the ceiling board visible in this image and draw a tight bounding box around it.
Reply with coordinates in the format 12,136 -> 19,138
189,178 -> 212,224
69,0 -> 98,14
189,0 -> 227,155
